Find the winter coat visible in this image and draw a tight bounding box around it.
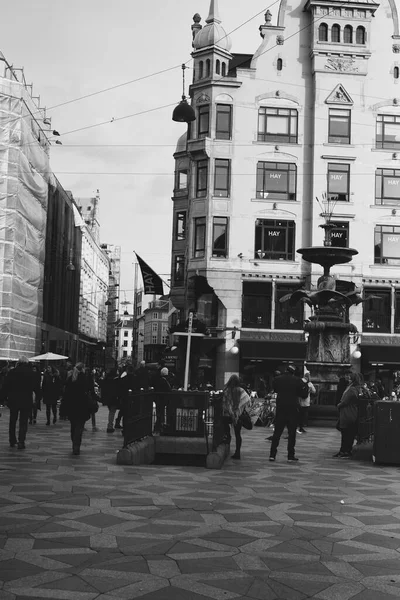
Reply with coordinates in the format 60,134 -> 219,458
62,372 -> 93,422
273,373 -> 309,412
100,376 -> 120,408
153,374 -> 171,394
2,364 -> 40,410
337,385 -> 359,428
42,373 -> 62,405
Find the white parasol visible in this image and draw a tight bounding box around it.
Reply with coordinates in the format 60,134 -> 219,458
29,352 -> 69,361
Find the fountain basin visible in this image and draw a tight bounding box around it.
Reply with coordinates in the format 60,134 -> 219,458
298,246 -> 358,271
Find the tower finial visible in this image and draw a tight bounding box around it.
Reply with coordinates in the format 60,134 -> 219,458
206,0 -> 221,24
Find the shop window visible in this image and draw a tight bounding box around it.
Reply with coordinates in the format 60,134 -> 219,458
275,284 -> 304,329
242,281 -> 272,329
214,158 -> 231,197
374,225 -> 400,265
198,105 -> 210,137
363,288 -> 391,333
174,211 -> 187,241
376,114 -> 400,149
212,217 -> 228,257
258,107 -> 298,144
343,25 -> 353,43
331,24 -> 341,42
319,23 -> 328,41
395,291 -> 400,333
196,159 -> 208,197
329,109 -> 351,144
173,255 -> 185,286
356,26 -> 365,44
216,104 -> 232,140
256,161 -> 296,200
330,221 -> 349,247
194,217 -> 206,258
327,163 -> 350,201
375,168 -> 400,206
254,219 -> 295,261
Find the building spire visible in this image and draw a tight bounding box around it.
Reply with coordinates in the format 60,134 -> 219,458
206,0 -> 221,24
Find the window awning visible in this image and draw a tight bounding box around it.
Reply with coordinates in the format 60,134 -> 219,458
360,344 -> 400,365
238,340 -> 307,360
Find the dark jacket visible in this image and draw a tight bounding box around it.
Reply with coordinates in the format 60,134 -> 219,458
154,374 -> 171,393
100,375 -> 120,408
337,385 -> 359,428
2,363 -> 40,410
42,372 -> 62,405
63,372 -> 93,421
135,366 -> 150,390
273,372 -> 308,412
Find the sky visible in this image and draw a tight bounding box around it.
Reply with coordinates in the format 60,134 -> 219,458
1,0 -> 270,300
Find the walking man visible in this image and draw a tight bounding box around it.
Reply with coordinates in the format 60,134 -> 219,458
3,357 -> 40,449
269,365 -> 308,463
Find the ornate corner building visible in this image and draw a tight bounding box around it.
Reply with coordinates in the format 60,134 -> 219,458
169,0 -> 400,391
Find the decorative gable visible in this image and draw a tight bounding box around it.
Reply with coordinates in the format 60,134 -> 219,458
325,84 -> 354,105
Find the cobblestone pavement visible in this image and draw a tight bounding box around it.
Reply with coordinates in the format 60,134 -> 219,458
1,405 -> 400,599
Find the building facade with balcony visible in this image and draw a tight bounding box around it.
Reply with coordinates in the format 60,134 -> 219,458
170,0 -> 400,392
143,298 -> 170,364
115,315 -> 134,363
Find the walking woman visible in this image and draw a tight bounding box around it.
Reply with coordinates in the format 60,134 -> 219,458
222,374 -> 250,460
42,366 -> 62,425
63,363 -> 93,455
334,371 -> 363,458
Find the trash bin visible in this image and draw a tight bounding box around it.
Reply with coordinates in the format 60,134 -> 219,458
373,400 -> 400,465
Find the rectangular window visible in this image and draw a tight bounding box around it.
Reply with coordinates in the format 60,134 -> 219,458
153,313 -> 158,319
198,105 -> 210,137
124,331 -> 128,337
174,211 -> 186,241
175,169 -> 188,191
152,335 -> 157,344
363,288 -> 391,333
254,219 -> 295,261
194,217 -> 206,258
216,104 -> 232,140
212,217 -> 228,258
152,323 -> 158,332
328,109 -> 351,144
327,163 -> 350,202
374,225 -> 400,265
375,168 -> 400,206
162,335 -> 169,344
196,159 -> 208,197
257,107 -> 298,144
123,340 -> 128,347
174,255 -> 185,286
214,159 -> 230,197
256,162 -> 296,200
242,281 -> 272,328
330,221 -> 349,247
275,284 -> 304,330
123,351 -> 127,358
376,115 -> 400,149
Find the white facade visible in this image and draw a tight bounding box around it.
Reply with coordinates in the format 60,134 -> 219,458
115,315 -> 133,362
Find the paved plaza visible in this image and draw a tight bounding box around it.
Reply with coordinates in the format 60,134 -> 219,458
1,406 -> 400,599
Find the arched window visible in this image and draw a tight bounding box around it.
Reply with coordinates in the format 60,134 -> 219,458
222,62 -> 226,77
331,24 -> 340,43
318,23 -> 328,42
395,66 -> 400,80
216,59 -> 220,75
199,61 -> 204,79
277,58 -> 283,72
206,59 -> 211,77
344,25 -> 353,44
356,26 -> 365,44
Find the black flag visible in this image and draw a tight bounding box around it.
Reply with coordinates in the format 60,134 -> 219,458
135,253 -> 164,296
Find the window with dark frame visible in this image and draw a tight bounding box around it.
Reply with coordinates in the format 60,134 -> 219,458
257,107 -> 298,144
212,217 -> 228,258
362,288 -> 391,333
331,24 -> 340,42
173,255 -> 185,285
277,58 -> 283,71
374,225 -> 400,265
319,23 -> 328,41
175,169 -> 188,191
216,104 -> 232,140
330,221 -> 349,247
395,66 -> 400,80
356,26 -> 365,44
275,284 -> 304,330
214,159 -> 231,197
254,219 -> 296,261
194,217 -> 206,258
242,281 -> 272,329
327,163 -> 350,201
343,25 -> 353,43
197,105 -> 210,137
375,168 -> 400,206
376,115 -> 400,149
256,162 -> 297,200
328,109 -> 351,144
174,211 -> 186,241
196,159 -> 208,197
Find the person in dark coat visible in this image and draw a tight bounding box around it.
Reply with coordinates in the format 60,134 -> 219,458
269,365 -> 309,463
63,363 -> 93,455
100,368 -> 121,433
154,367 -> 171,432
333,371 -> 363,458
135,361 -> 150,391
3,357 -> 40,449
42,366 -> 62,426
29,365 -> 42,424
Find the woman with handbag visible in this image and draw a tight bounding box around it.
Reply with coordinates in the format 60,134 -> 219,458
333,371 -> 363,458
63,363 -> 94,455
222,374 -> 250,460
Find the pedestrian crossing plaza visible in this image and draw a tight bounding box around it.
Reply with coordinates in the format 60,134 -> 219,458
1,405 -> 400,599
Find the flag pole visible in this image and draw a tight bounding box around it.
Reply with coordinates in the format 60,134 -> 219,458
183,312 -> 193,391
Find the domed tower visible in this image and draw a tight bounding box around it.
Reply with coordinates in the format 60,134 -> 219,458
192,0 -> 232,83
